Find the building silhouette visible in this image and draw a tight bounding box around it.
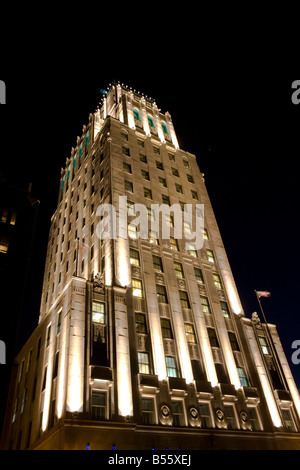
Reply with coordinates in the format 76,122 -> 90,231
1,83 -> 300,450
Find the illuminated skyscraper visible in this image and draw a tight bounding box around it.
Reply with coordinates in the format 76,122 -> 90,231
2,83 -> 300,450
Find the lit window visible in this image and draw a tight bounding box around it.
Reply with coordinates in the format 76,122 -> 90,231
85,131 -> 89,146
148,115 -> 155,128
194,267 -> 204,284
161,318 -> 173,339
128,223 -> 138,240
161,121 -> 168,134
202,228 -> 209,240
0,236 -> 9,254
132,279 -> 143,298
172,400 -> 185,426
144,187 -> 152,200
125,180 -> 133,193
187,242 -> 197,257
282,409 -> 296,431
213,273 -> 222,289
128,247 -> 139,265
135,312 -> 147,334
133,109 -> 141,121
179,290 -> 190,309
138,352 -> 152,374
174,261 -> 184,278
156,284 -> 168,304
153,255 -> 163,272
92,301 -> 106,324
185,323 -> 196,343
166,356 -> 178,378
170,237 -> 179,251
91,391 -> 107,420
207,249 -> 216,263
258,336 -> 272,355
142,398 -> 155,424
220,301 -> 231,318
1,208 -> 8,223
159,176 -> 167,187
237,367 -> 251,387
149,229 -> 159,245
10,211 -> 17,226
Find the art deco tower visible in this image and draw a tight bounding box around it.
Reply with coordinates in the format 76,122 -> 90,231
2,83 -> 300,450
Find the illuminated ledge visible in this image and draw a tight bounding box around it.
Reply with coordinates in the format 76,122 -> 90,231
242,386 -> 260,404
219,383 -> 237,399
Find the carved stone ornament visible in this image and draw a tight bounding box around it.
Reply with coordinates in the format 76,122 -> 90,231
240,411 -> 248,423
190,407 -> 199,419
93,272 -> 105,293
161,405 -> 170,418
251,311 -> 261,325
215,409 -> 224,421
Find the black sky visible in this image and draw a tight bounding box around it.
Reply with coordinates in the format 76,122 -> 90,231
1,39 -> 300,401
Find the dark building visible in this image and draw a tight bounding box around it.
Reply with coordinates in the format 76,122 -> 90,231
0,174 -> 39,431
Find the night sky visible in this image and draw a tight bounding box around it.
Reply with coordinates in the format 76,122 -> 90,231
1,43 -> 300,422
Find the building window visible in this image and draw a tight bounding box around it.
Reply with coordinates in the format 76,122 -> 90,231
175,183 -> 183,194
0,236 -> 9,254
159,176 -> 167,187
133,109 -> 141,121
183,158 -> 190,168
172,400 -> 185,426
121,130 -> 128,141
161,318 -> 173,339
281,409 -> 296,431
194,267 -> 204,284
125,180 -> 133,193
20,387 -> 27,414
170,237 -> 179,251
1,208 -> 8,223
46,324 -> 51,349
140,153 -> 147,163
187,174 -> 194,183
237,367 -> 251,387
168,153 -> 175,161
128,223 -> 138,239
156,160 -> 163,170
138,352 -> 152,374
207,249 -> 216,263
149,229 -> 159,245
228,332 -> 240,351
186,242 -> 198,257
123,162 -> 132,174
137,139 -> 144,148
130,248 -> 140,266
156,284 -> 168,304
200,296 -> 212,314
185,323 -> 196,343
91,391 -> 107,420
144,187 -> 152,200
153,146 -> 160,155
191,190 -> 199,200
174,261 -> 184,278
199,403 -> 212,428
92,301 -> 106,324
142,398 -> 155,424
42,366 -> 47,391
220,301 -> 231,318
258,336 -> 272,355
179,290 -> 190,309
122,146 -> 130,156
148,115 -> 155,128
247,407 -> 261,431
166,356 -> 179,377
153,255 -> 163,272
10,211 -> 17,226
207,327 -> 219,347
161,121 -> 168,134
132,279 -> 144,298
162,194 -> 170,204
56,310 -> 62,335
141,169 -> 150,180
172,167 -> 179,177
52,352 -> 59,379
224,405 -> 237,429
213,273 -> 223,289
135,312 -> 147,334
202,228 -> 209,240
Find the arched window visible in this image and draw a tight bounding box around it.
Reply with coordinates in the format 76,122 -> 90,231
161,121 -> 168,134
133,108 -> 140,121
148,115 -> 155,128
